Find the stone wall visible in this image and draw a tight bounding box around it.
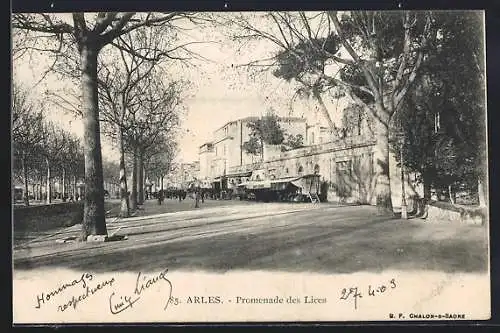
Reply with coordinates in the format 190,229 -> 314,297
14,202 -> 84,233
426,201 -> 487,225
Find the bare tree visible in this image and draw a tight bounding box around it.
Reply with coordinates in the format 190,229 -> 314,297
98,27 -> 167,217
147,140 -> 178,204
38,122 -> 70,204
12,12 -> 208,238
12,83 -> 45,206
130,75 -> 184,206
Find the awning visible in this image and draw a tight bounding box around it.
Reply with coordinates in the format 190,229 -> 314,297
238,180 -> 271,189
239,174 -> 321,190
225,171 -> 252,178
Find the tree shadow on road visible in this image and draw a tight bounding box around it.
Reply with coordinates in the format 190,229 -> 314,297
14,206 -> 489,275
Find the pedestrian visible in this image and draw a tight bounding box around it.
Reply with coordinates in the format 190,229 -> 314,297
158,190 -> 164,205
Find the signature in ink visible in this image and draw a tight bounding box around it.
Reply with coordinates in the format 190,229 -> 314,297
108,268 -> 173,315
108,292 -> 141,314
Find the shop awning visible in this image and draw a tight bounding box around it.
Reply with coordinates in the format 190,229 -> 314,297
225,171 -> 252,178
239,174 -> 321,190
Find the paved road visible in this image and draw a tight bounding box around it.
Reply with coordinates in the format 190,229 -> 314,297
13,203 -> 488,274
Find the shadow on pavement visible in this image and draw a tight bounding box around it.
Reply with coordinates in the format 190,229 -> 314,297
13,205 -> 489,275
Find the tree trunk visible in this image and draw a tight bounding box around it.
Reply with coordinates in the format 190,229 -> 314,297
79,40 -> 107,238
422,169 -> 432,200
138,151 -> 144,205
39,173 -> 43,201
372,109 -> 393,214
119,129 -> 130,217
448,185 -> 455,204
130,148 -> 138,211
45,157 -> 51,204
478,176 -> 487,207
22,150 -> 30,206
158,175 -> 164,205
73,175 -> 77,199
312,89 -> 338,140
62,168 -> 66,202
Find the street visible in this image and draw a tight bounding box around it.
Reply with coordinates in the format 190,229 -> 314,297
13,201 -> 488,274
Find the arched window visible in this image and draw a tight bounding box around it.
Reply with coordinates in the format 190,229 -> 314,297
255,175 -> 261,181
298,165 -> 304,175
314,164 -> 320,174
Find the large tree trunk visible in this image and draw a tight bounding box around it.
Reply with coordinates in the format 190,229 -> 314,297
22,150 -> 30,206
422,169 -> 432,200
45,157 -> 51,204
478,176 -> 487,207
73,175 -> 77,199
79,40 -> 107,238
130,149 -> 138,211
119,129 -> 130,218
138,151 -> 144,205
372,108 -> 393,214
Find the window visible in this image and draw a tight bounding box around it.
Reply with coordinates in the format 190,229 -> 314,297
298,165 -> 304,175
314,164 -> 320,174
336,160 -> 352,198
336,160 -> 351,173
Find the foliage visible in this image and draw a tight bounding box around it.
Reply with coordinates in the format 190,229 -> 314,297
242,136 -> 262,157
242,112 -> 285,157
390,11 -> 486,197
281,133 -> 304,151
341,103 -> 374,138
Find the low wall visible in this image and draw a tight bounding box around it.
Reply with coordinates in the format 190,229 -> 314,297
14,202 -> 84,233
426,201 -> 487,226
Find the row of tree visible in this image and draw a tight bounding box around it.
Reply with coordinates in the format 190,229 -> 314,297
12,84 -> 121,206
12,13 -> 193,238
11,10 -> 487,240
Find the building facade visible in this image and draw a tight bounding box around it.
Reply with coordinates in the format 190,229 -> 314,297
192,113 -> 421,206
198,116 -> 308,181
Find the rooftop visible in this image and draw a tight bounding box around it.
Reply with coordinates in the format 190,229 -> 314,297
214,116 -> 307,133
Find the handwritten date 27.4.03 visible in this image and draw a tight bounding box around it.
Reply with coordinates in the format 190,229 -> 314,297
340,278 -> 397,310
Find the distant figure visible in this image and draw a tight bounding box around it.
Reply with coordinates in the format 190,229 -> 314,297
195,189 -> 200,208
158,190 -> 164,205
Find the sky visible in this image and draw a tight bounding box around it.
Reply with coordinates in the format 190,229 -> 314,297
12,12 -> 349,164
